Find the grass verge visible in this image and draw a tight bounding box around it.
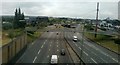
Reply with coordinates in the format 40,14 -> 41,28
84,32 -> 119,54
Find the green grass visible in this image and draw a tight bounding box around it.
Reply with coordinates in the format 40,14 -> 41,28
85,32 -> 119,53
2,29 -> 24,46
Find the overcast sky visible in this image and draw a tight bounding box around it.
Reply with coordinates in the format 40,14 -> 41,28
1,0 -> 120,19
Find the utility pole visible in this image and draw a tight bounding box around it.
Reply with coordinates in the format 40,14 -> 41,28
95,2 -> 99,38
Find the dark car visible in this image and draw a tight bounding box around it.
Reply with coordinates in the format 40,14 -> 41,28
61,49 -> 65,55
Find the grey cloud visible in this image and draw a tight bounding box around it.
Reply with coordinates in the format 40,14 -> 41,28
1,2 -> 118,19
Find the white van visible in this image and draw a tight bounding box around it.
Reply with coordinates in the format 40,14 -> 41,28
51,55 -> 58,64
73,36 -> 77,42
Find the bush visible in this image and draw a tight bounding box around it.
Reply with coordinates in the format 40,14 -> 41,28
2,22 -> 12,30
84,25 -> 94,30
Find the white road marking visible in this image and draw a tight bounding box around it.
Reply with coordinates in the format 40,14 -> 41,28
112,58 -> 118,62
75,44 -> 77,46
100,58 -> 107,63
32,42 -> 34,45
78,47 -> 81,50
83,51 -> 88,56
91,58 -> 97,63
51,42 -> 52,43
43,42 -> 46,45
49,49 -> 50,51
46,40 -> 47,42
73,42 -> 75,43
91,52 -> 97,56
50,44 -> 51,47
57,45 -> 58,47
38,50 -> 41,54
41,45 -> 44,48
57,49 -> 59,52
33,56 -> 37,63
47,55 -> 49,58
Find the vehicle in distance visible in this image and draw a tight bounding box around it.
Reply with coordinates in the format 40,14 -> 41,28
50,55 -> 58,64
61,49 -> 65,55
73,36 -> 77,42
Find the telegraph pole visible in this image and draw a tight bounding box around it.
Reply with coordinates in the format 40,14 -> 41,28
95,2 -> 99,38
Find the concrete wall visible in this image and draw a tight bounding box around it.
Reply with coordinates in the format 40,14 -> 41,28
2,34 -> 27,63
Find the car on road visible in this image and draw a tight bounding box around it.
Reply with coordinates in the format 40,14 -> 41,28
73,36 -> 77,42
50,55 -> 58,64
61,49 -> 65,55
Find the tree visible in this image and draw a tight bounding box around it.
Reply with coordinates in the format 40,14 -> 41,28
14,8 -> 26,29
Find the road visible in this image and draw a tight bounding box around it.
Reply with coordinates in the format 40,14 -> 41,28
16,28 -> 73,65
64,24 -> 119,64
16,25 -> 119,65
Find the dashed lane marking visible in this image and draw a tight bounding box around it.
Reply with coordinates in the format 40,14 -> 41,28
100,58 -> 107,63
43,42 -> 46,45
91,58 -> 97,63
41,45 -> 44,48
57,45 -> 58,47
112,58 -> 118,62
45,40 -> 47,42
75,44 -> 78,46
47,55 -> 49,58
38,50 -> 41,54
33,56 -> 37,63
78,47 -> 81,50
49,49 -> 50,51
83,51 -> 88,56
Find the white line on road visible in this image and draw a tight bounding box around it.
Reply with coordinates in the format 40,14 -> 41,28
45,40 -> 47,42
47,55 -> 49,58
91,51 -> 97,56
57,45 -> 58,47
75,44 -> 78,46
112,58 -> 118,62
91,58 -> 97,63
73,42 -> 75,43
38,50 -> 41,54
57,49 -> 59,52
33,56 -> 37,63
78,47 -> 81,50
43,42 -> 46,45
41,45 -> 44,48
32,42 -> 34,45
100,58 -> 107,63
49,49 -> 50,51
83,51 -> 88,56
50,44 -> 51,47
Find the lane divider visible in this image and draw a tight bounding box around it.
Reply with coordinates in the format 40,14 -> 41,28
33,56 -> 37,63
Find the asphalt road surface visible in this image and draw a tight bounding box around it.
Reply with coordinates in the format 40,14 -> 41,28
16,29 -> 73,65
64,27 -> 119,65
15,25 -> 119,65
